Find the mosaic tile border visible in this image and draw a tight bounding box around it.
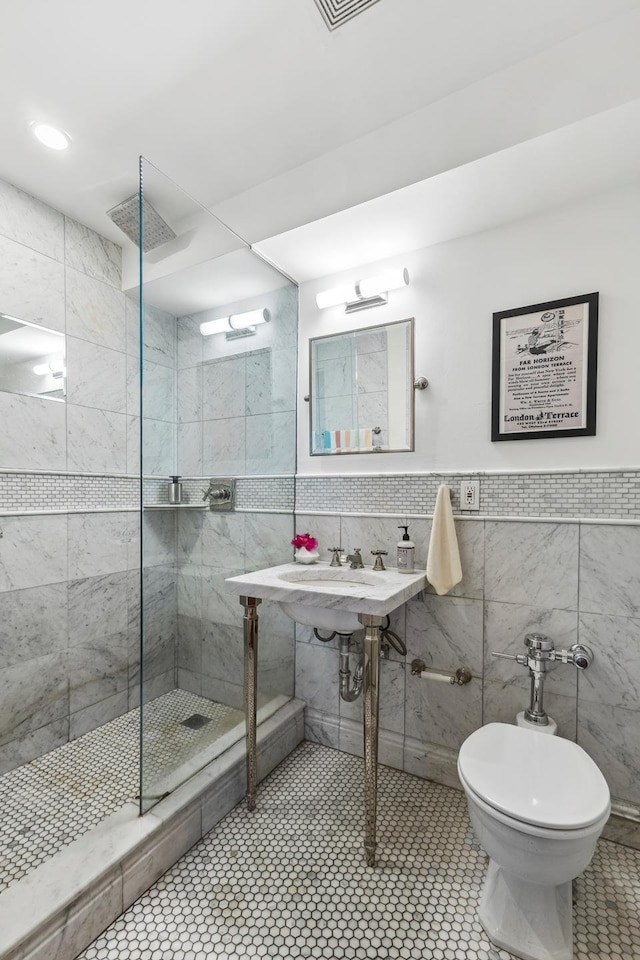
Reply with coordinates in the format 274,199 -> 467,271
296,469 -> 640,520
2,469 -> 639,520
0,473 -> 295,515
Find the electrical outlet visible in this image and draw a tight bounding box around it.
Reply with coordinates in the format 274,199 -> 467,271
460,480 -> 480,511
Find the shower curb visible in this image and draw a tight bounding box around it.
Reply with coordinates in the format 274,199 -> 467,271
0,699 -> 305,960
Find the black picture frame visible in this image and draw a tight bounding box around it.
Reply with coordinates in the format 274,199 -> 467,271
491,292 -> 598,442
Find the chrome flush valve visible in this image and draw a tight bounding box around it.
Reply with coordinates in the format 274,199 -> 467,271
491,633 -> 594,726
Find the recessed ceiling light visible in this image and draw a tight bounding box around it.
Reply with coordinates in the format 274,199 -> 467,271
30,122 -> 71,151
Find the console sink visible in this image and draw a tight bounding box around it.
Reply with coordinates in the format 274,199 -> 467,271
225,561 -> 426,633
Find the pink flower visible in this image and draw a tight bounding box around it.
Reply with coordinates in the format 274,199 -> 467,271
291,532 -> 318,551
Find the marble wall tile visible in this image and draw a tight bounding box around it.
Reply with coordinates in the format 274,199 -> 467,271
126,415 -> 140,474
482,677 -> 577,740
295,641 -> 339,716
203,417 -> 246,476
67,405 -> 127,473
339,658 -> 405,736
0,514 -> 68,591
202,568 -> 245,627
315,355 -> 353,398
201,512 -> 245,569
69,631 -> 129,712
175,512 -> 203,566
141,629 -> 176,683
246,347 -> 297,415
404,663 -> 482,750
484,521 -> 579,609
243,512 -> 292,569
177,566 -> 202,619
69,690 -> 129,740
0,234 -> 65,331
0,717 -> 68,776
142,360 -> 176,423
177,615 -> 203,675
578,613 -> 640,711
339,515 -> 406,566
0,179 -> 64,259
64,217 -> 122,287
484,600 -> 578,694
126,514 -> 141,571
357,392 -> 388,436
125,295 -> 141,357
578,701 -> 640,805
201,675 -> 244,710
406,594 -> 483,676
294,514 -> 341,561
177,365 -> 202,422
68,572 -> 129,645
177,317 -> 202,369
304,708 -> 340,750
142,566 -> 177,634
178,667 -> 202,696
579,524 -> 640,618
0,392 -> 66,469
142,303 -> 177,368
0,652 -> 69,746
177,421 -> 203,475
202,356 -> 246,420
139,669 -> 175,706
245,415 -> 296,476
66,337 -> 127,414
142,511 -> 176,566
66,266 -> 126,352
142,416 -> 176,476
202,621 -> 244,684
68,512 -> 130,579
0,583 -> 68,666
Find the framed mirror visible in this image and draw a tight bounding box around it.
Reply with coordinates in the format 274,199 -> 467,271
0,313 -> 66,402
309,317 -> 414,455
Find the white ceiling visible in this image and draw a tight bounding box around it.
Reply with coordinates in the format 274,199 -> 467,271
2,0 -> 640,294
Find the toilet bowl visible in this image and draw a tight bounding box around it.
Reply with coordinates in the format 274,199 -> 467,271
458,723 -> 610,960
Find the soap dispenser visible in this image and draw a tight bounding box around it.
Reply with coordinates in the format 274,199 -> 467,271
397,525 -> 415,573
168,476 -> 182,504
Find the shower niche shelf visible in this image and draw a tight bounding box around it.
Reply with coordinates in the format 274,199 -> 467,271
143,504 -> 207,510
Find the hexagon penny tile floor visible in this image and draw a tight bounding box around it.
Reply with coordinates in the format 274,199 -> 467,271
78,741 -> 640,960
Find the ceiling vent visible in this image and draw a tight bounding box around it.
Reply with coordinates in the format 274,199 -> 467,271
313,0 -> 382,31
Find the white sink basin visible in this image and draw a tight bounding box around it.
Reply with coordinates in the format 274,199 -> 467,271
225,562 -> 426,634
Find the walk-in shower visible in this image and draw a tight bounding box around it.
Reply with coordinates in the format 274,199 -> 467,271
0,158 -> 298,940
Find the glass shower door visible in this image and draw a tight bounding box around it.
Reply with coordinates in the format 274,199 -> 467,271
137,158 -> 297,812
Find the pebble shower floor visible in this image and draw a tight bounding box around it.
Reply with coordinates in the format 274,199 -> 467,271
79,741 -> 640,960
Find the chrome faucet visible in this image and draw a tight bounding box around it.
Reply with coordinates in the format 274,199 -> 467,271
346,548 -> 364,569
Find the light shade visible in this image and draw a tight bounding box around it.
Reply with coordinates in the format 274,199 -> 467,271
315,268 -> 409,311
200,308 -> 270,337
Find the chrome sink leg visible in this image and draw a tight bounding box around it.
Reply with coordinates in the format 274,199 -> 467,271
240,596 -> 261,811
360,613 -> 384,867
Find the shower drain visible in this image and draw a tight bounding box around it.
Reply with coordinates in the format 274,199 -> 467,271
180,714 -> 213,730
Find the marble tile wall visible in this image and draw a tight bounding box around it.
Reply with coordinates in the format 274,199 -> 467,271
176,508 -> 295,712
295,510 -> 640,811
176,286 -> 297,478
0,178 -> 181,770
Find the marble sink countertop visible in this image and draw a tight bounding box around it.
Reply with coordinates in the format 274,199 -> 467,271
224,561 -> 427,617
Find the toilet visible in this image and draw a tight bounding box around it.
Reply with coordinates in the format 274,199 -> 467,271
458,723 -> 610,960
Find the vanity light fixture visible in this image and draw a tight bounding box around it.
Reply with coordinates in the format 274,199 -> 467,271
199,308 -> 270,341
316,268 -> 409,313
30,122 -> 71,151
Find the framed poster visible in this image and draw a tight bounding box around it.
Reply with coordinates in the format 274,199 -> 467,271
491,292 -> 598,442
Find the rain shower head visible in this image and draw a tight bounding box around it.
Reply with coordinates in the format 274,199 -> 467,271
106,195 -> 177,252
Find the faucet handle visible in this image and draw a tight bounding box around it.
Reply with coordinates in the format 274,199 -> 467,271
328,547 -> 343,567
370,549 -> 388,571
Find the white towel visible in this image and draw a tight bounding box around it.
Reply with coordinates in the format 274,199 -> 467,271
426,484 -> 463,595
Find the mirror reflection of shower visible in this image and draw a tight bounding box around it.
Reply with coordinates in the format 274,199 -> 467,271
0,312 -> 66,401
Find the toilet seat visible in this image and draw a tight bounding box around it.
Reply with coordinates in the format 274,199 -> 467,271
458,723 -> 610,830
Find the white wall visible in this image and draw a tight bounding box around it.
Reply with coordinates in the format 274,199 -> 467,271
297,181 -> 640,474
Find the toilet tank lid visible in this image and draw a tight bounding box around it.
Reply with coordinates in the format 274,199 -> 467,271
458,723 -> 610,829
